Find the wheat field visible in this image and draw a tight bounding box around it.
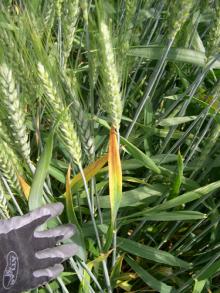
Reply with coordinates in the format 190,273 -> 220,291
0,1 -> 220,292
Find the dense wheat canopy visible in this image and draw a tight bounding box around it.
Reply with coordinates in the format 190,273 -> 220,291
0,0 -> 220,292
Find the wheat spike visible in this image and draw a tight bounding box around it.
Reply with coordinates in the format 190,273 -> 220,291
0,178 -> 9,219
206,4 -> 220,57
55,0 -> 64,18
43,0 -> 56,39
168,0 -> 194,41
99,20 -> 122,130
0,137 -> 22,194
62,0 -> 79,66
0,63 -> 31,164
60,73 -> 94,158
37,63 -> 82,164
44,0 -> 55,26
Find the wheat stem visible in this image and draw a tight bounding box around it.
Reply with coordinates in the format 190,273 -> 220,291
78,163 -> 112,293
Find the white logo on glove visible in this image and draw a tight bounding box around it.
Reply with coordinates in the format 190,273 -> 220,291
3,251 -> 19,289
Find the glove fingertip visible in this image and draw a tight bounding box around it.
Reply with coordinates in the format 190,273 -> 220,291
33,263 -> 64,279
62,224 -> 76,240
47,202 -> 64,218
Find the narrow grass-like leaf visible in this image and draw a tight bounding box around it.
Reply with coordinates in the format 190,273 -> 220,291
94,186 -> 161,208
121,136 -> 161,174
80,262 -> 93,293
129,47 -> 220,68
135,211 -> 206,221
49,165 -> 66,184
108,127 -> 122,223
66,165 -> 86,262
118,237 -> 191,268
170,151 -> 184,198
192,280 -> 207,293
110,255 -> 123,289
197,258 -> 220,281
125,256 -> 173,293
152,181 -> 220,212
122,182 -> 220,220
65,165 -> 79,227
159,116 -> 197,127
18,175 -> 30,199
70,154 -> 108,191
29,130 -> 54,210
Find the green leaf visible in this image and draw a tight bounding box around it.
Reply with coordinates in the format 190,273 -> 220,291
97,186 -> 161,208
118,237 -> 191,268
152,181 -> 220,212
192,279 -> 206,293
197,258 -> 220,281
49,165 -> 66,184
128,47 -> 220,68
127,211 -> 206,221
170,151 -> 184,198
29,130 -> 54,210
121,136 -> 161,174
125,256 -> 173,293
159,116 -> 197,127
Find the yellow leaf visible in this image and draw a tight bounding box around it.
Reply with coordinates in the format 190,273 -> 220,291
70,154 -> 108,191
65,165 -> 79,227
66,165 -> 71,195
108,127 -> 122,224
18,175 -> 30,200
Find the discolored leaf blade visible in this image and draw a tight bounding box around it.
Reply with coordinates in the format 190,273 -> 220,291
108,127 -> 122,223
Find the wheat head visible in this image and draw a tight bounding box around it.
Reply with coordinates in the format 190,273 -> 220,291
99,20 -> 122,130
0,63 -> 31,164
37,62 -> 82,164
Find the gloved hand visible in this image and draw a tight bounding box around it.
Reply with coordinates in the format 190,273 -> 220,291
0,203 -> 77,293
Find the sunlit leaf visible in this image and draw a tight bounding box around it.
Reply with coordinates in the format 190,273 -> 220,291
108,127 -> 122,223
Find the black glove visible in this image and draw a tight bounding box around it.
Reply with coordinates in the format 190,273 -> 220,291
0,203 -> 77,293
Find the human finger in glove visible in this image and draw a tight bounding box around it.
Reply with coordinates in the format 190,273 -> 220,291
0,203 -> 78,293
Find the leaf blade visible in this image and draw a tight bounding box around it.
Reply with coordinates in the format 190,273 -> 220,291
108,127 -> 122,223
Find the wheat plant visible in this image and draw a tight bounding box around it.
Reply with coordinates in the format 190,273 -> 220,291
0,1 -> 220,293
